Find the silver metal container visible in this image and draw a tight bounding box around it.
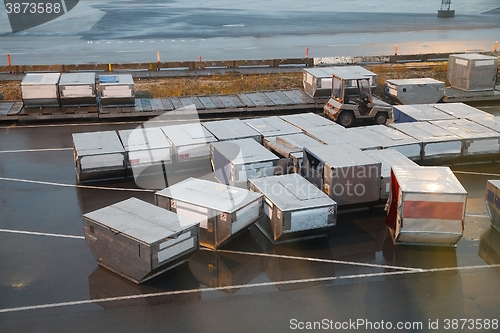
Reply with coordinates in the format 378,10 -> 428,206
385,166 -> 467,246
20,73 -> 61,107
384,78 -> 445,104
468,115 -> 500,132
389,122 -> 462,161
202,119 -> 261,143
59,72 -> 97,106
83,197 -> 200,284
264,133 -> 324,173
248,174 -> 337,244
302,125 -> 349,145
429,119 -> 500,156
72,130 -> 127,183
118,127 -> 172,180
98,74 -> 135,106
392,104 -> 455,123
210,138 -> 279,186
302,144 -> 381,206
161,123 -> 217,170
155,178 -> 263,249
244,116 -> 303,141
485,180 -> 500,233
279,112 -> 338,131
358,125 -> 422,160
447,53 -> 498,91
433,102 -> 494,119
365,149 -> 419,199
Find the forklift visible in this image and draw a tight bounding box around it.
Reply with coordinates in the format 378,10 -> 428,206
323,71 -> 393,127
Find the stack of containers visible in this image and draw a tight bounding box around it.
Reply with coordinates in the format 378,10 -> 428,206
248,173 -> 337,244
385,166 -> 467,246
155,178 -> 263,249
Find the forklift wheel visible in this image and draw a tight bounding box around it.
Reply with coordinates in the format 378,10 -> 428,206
338,112 -> 354,127
374,113 -> 388,125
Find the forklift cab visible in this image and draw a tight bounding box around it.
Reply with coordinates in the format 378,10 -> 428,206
325,73 -> 392,127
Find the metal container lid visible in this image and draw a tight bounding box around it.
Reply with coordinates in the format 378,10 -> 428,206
118,127 -> 171,152
161,123 -> 217,147
433,103 -> 493,119
244,116 -> 303,137
211,138 -> 279,164
390,122 -> 462,142
365,149 -> 418,178
202,119 -> 260,141
451,53 -> 498,61
488,180 -> 500,188
99,74 -> 134,85
249,173 -> 336,211
305,143 -> 379,168
156,178 -> 262,213
279,112 -> 337,130
72,131 -> 125,155
21,73 -> 61,85
275,133 -> 324,151
429,119 -> 500,140
59,73 -> 96,85
386,78 -> 444,85
392,166 -> 467,195
84,198 -> 199,244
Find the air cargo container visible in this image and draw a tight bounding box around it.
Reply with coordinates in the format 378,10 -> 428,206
279,112 -> 338,131
83,197 -> 200,284
302,144 -> 381,206
384,78 -> 445,105
385,166 -> 467,246
264,133 -> 325,173
155,178 -> 263,249
21,72 -> 61,107
210,138 -> 279,186
202,119 -> 261,143
365,149 -> 419,199
389,122 -> 462,161
161,123 -> 217,170
486,180 -> 500,232
59,72 -> 97,106
447,53 -> 498,91
468,115 -> 500,133
117,127 -> 172,180
244,116 -> 303,141
72,130 -> 127,183
302,125 -> 348,145
392,104 -> 455,123
98,74 -> 135,106
248,174 -> 337,244
429,119 -> 500,156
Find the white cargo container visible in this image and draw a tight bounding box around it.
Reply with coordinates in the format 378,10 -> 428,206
59,72 -> 97,106
429,119 -> 500,156
264,133 -> 325,173
385,166 -> 467,246
202,119 -> 261,143
279,112 -> 338,131
117,127 -> 172,179
21,73 -> 61,107
389,122 -> 462,161
98,74 -> 135,106
485,180 -> 500,232
155,178 -> 263,249
161,123 -> 217,169
210,138 -> 279,186
361,125 -> 422,160
365,149 -> 419,199
303,125 -> 349,145
302,144 -> 381,206
447,53 -> 498,91
83,197 -> 199,284
248,174 -> 337,244
72,130 -> 127,183
384,78 -> 445,105
244,116 -> 303,141
392,104 -> 455,123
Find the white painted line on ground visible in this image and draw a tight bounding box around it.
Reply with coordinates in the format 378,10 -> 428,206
0,148 -> 73,154
0,229 -> 84,240
214,249 -> 422,272
0,176 -> 155,193
465,213 -> 491,218
1,264 -> 499,314
453,170 -> 500,177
